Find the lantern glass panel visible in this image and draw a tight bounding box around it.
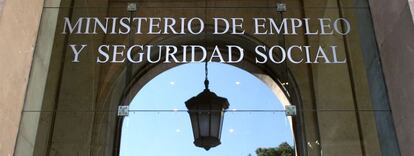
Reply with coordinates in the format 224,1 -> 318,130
199,112 -> 210,137
210,111 -> 220,137
219,111 -> 225,138
189,113 -> 200,138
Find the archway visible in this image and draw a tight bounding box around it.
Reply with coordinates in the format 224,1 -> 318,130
106,32 -> 307,156
119,62 -> 296,156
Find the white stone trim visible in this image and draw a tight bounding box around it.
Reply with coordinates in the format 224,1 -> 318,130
409,0 -> 414,23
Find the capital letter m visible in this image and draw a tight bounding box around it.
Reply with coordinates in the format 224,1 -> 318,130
62,17 -> 83,34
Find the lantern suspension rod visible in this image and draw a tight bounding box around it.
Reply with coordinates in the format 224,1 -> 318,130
204,61 -> 209,90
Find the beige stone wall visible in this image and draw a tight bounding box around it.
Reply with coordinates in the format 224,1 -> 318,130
0,0 -> 44,155
369,0 -> 414,155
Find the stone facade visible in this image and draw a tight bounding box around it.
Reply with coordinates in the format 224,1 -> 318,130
369,0 -> 414,155
0,0 -> 413,156
0,0 -> 43,155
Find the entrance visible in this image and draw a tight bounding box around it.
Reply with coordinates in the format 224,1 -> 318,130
120,63 -> 295,156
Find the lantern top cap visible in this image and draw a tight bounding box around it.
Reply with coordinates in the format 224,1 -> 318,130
185,89 -> 229,109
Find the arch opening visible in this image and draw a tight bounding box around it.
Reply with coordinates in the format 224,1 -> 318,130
108,32 -> 306,156
119,63 -> 297,156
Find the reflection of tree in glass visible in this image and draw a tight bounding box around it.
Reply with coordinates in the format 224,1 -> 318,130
255,142 -> 294,156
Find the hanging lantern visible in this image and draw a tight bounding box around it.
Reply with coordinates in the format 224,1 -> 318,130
185,62 -> 230,150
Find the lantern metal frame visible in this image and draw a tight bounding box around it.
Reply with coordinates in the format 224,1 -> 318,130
185,62 -> 230,150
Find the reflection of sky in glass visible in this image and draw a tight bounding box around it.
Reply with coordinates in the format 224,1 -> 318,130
120,63 -> 294,156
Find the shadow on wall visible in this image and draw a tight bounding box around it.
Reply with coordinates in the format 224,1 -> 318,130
0,0 -> 4,17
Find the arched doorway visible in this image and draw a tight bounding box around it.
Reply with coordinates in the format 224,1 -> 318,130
119,63 -> 296,156
108,32 -> 307,156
